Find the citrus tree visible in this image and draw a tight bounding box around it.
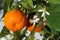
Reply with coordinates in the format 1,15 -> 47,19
0,0 -> 60,40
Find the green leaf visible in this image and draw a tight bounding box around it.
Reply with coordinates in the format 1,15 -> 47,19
2,0 -> 14,18
46,3 -> 60,32
0,27 -> 10,37
29,32 -> 34,40
49,0 -> 60,4
4,0 -> 14,11
20,0 -> 33,9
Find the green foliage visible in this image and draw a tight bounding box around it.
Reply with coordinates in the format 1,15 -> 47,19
0,27 -> 10,37
49,0 -> 60,4
29,32 -> 34,40
20,0 -> 33,9
46,3 -> 60,32
1,0 -> 60,40
3,0 -> 14,18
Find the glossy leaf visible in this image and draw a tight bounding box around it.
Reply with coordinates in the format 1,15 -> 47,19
46,3 -> 60,32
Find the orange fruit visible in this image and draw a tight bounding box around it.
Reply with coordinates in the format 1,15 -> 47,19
35,25 -> 43,32
27,24 -> 43,32
4,9 -> 27,32
27,24 -> 34,32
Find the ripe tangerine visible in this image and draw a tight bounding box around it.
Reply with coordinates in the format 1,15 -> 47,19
27,24 -> 43,32
4,9 -> 27,32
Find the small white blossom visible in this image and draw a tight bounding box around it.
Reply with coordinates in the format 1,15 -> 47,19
29,15 -> 40,26
33,18 -> 40,26
41,11 -> 50,21
34,5 -> 36,8
46,12 -> 50,15
19,5 -> 21,8
34,32 -> 44,40
38,9 -> 43,12
33,15 -> 38,19
38,9 -> 50,21
38,9 -> 50,17
29,19 -> 33,24
5,34 -> 14,40
0,37 -> 7,40
47,1 -> 49,3
41,12 -> 45,17
29,15 -> 39,25
33,15 -> 40,26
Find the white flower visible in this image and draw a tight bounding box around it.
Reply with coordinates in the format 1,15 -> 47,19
46,12 -> 50,15
38,9 -> 43,12
46,1 -> 49,3
0,37 -> 7,40
5,34 -> 14,40
29,15 -> 40,26
41,12 -> 45,17
38,9 -> 50,17
33,15 -> 40,26
41,11 -> 50,17
19,5 -> 21,8
38,9 -> 50,21
42,11 -> 50,21
34,32 -> 44,40
29,19 -> 33,24
34,5 -> 36,8
0,34 -> 14,40
33,18 -> 40,26
33,15 -> 38,19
